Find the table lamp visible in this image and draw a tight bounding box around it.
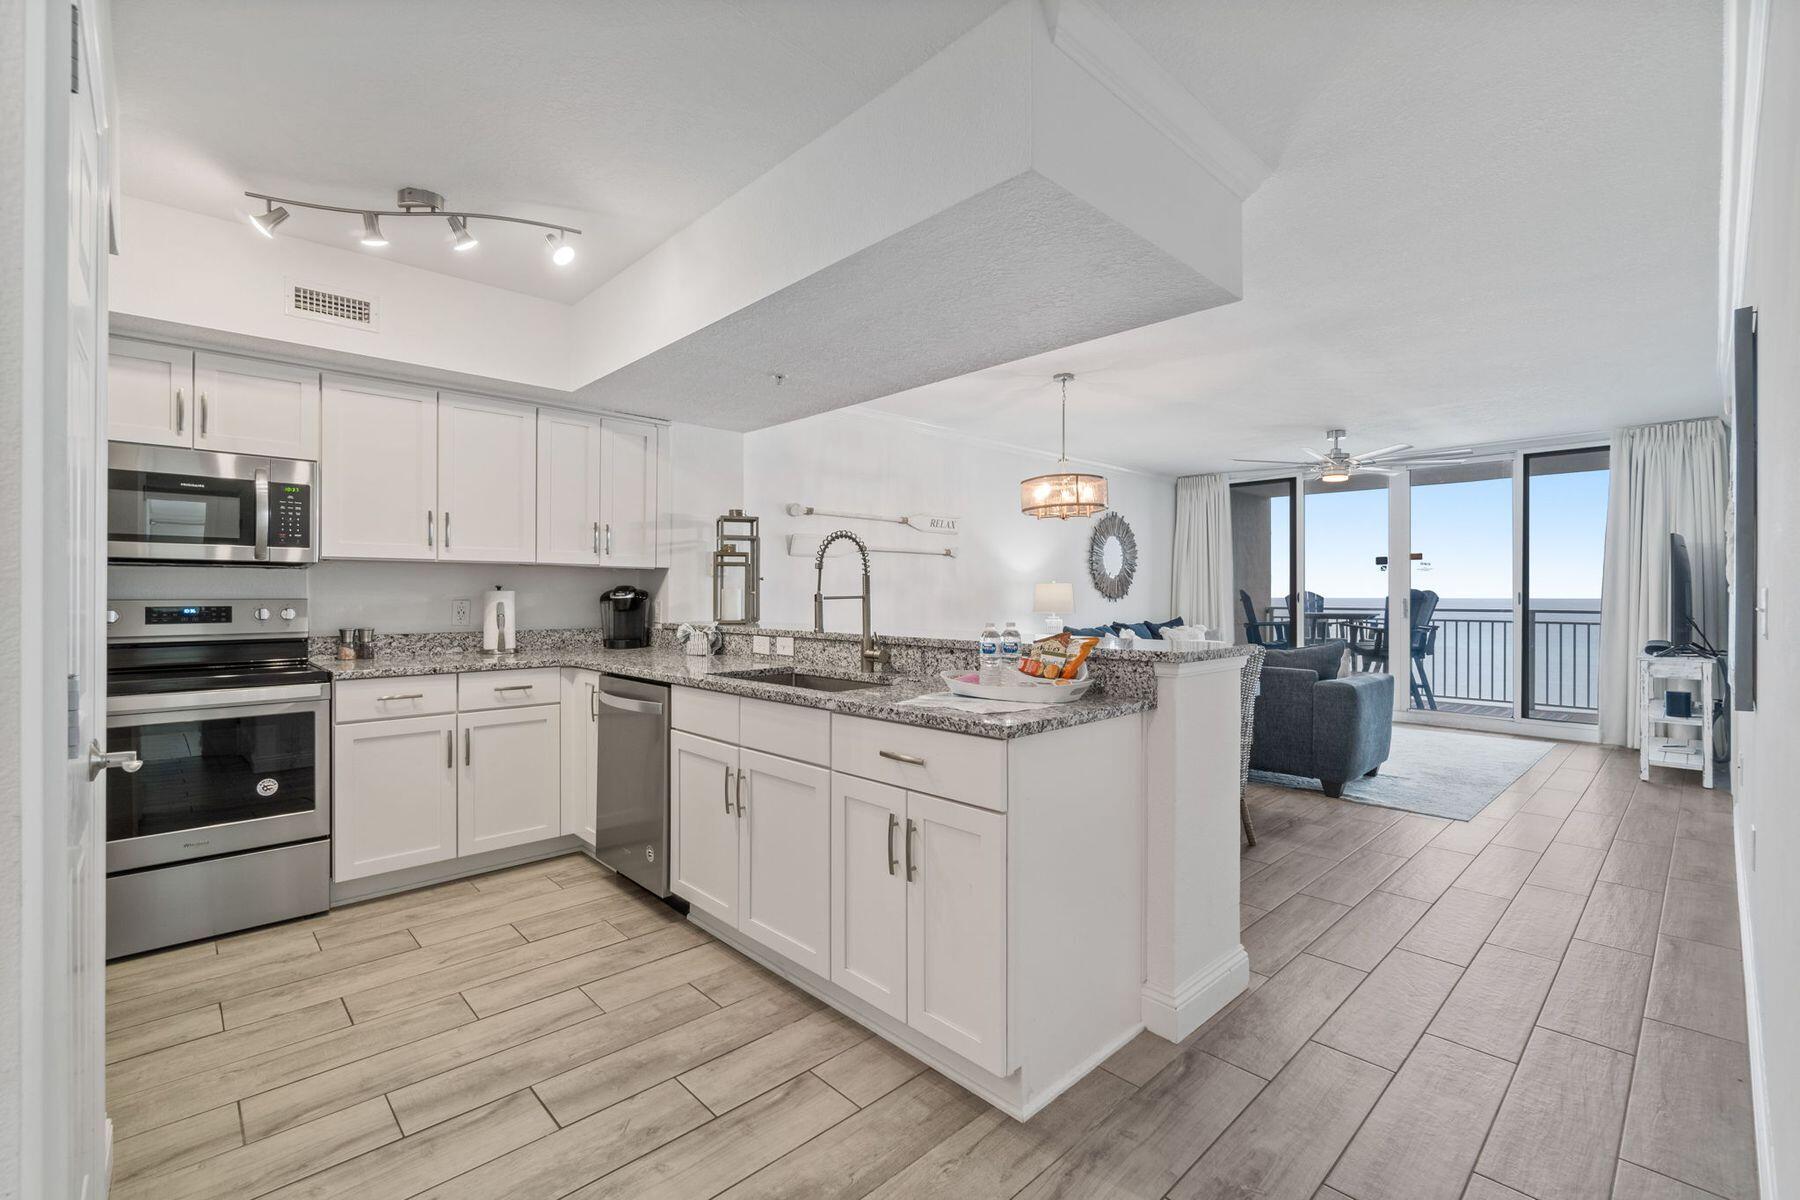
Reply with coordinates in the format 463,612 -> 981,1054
1033,581 -> 1075,633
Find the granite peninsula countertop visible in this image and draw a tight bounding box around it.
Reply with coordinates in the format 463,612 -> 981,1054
314,645 -> 1156,739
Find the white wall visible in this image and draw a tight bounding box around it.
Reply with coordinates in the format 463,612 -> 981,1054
111,197 -> 571,392
662,422 -> 746,624
742,407 -> 1175,638
1730,0 -> 1799,1192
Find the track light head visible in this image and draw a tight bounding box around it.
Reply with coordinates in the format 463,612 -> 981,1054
359,212 -> 388,248
447,214 -> 478,252
248,204 -> 289,238
547,231 -> 575,266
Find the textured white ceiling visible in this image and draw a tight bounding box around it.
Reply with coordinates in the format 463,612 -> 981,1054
863,0 -> 1727,476
111,0 -> 1008,302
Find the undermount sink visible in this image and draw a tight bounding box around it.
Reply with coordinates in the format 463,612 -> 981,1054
717,668 -> 890,693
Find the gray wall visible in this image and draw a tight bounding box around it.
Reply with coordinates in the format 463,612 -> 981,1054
1230,490 -> 1271,643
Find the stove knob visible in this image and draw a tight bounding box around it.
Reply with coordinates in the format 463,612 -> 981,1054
106,609 -> 118,625
253,607 -> 272,621
280,607 -> 298,621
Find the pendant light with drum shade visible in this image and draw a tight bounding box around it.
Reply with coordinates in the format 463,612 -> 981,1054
1021,373 -> 1108,519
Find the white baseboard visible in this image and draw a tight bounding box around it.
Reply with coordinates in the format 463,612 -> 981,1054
1736,814 -> 1776,1200
328,836 -> 595,904
1141,944 -> 1249,1042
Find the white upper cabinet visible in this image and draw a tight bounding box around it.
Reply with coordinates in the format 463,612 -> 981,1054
107,339 -> 193,447
599,417 -> 658,568
193,351 -> 321,460
536,410 -> 603,565
438,393 -> 537,563
321,375 -> 439,561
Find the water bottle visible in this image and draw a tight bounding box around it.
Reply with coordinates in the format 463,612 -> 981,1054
978,621 -> 1001,684
999,621 -> 1023,678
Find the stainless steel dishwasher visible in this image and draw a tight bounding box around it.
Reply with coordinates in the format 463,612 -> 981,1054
594,674 -> 671,896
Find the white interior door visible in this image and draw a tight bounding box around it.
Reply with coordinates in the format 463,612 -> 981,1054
905,792 -> 1007,1075
599,417 -> 658,567
537,411 -> 603,564
670,731 -> 739,925
192,351 -> 321,460
737,749 -> 831,974
105,339 -> 192,447
439,394 -> 537,563
321,375 -> 438,560
830,773 -> 907,1020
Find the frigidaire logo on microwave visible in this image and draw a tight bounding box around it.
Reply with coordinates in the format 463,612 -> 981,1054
178,482 -> 206,489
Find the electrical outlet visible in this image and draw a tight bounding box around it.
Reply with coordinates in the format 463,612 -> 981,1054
451,599 -> 473,627
752,635 -> 772,655
775,636 -> 795,656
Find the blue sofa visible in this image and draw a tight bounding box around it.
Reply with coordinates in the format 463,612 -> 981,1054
1250,640 -> 1393,797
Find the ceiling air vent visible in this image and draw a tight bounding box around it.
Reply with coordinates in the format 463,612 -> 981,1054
285,282 -> 378,331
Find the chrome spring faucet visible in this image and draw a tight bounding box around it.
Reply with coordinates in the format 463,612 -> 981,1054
813,530 -> 887,673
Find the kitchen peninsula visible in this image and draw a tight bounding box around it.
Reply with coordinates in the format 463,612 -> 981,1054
318,625 -> 1253,1119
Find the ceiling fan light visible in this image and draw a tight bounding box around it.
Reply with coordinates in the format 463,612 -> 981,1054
1320,468 -> 1352,484
248,204 -> 288,238
359,212 -> 388,247
447,214 -> 477,251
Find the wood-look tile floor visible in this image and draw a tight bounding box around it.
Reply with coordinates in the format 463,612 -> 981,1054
104,739 -> 1759,1199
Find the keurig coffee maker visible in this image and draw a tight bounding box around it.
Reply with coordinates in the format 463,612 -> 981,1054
601,585 -> 652,649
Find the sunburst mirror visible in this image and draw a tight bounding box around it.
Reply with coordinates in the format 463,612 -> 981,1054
1087,512 -> 1137,601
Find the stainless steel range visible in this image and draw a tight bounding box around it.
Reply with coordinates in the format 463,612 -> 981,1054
104,597 -> 331,958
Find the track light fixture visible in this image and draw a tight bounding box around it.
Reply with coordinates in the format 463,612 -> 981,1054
248,202 -> 289,238
447,214 -> 477,252
243,185 -> 579,270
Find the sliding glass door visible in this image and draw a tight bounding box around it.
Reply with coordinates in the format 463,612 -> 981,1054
1523,449 -> 1608,724
1303,475 -> 1391,685
1408,460 -> 1514,716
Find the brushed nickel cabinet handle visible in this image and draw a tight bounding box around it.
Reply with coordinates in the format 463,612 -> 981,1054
905,818 -> 918,882
886,812 -> 898,876
879,749 -> 926,767
427,509 -> 434,548
376,692 -> 424,702
463,728 -> 471,766
736,769 -> 745,818
443,512 -> 451,551
174,389 -> 184,435
445,729 -> 453,769
494,684 -> 534,693
604,523 -> 612,556
723,767 -> 732,813
198,393 -> 208,437
593,521 -> 600,556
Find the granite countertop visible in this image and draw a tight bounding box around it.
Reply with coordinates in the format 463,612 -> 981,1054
314,646 -> 1153,739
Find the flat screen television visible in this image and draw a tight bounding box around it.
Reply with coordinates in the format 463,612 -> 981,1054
1669,532 -> 1694,646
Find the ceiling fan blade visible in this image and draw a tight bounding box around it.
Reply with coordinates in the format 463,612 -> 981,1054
1300,447 -> 1332,462
1356,466 -> 1399,476
1399,457 -> 1480,467
1354,443 -> 1413,462
1231,458 -> 1308,465
1389,448 -> 1475,461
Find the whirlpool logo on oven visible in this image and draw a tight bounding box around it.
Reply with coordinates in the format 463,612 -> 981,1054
255,778 -> 280,797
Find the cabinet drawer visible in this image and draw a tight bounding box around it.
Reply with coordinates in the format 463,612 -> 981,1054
671,686 -> 739,743
334,675 -> 458,723
831,715 -> 1007,813
458,669 -> 563,711
740,697 -> 830,767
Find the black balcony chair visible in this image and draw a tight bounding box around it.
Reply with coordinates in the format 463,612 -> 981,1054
1238,590 -> 1292,649
1349,589 -> 1442,710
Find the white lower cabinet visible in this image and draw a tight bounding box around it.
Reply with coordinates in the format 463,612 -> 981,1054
830,774 -> 908,1020
738,749 -> 831,975
459,705 -> 561,856
332,713 -> 458,881
671,731 -> 740,925
904,791 -> 1008,1074
560,670 -> 599,845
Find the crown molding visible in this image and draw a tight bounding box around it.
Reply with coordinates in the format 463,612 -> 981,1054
1040,0 -> 1270,200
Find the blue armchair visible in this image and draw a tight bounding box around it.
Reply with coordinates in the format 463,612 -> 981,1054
1250,640 -> 1394,797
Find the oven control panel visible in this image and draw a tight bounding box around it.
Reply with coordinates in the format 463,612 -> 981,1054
270,484 -> 311,548
107,599 -> 309,641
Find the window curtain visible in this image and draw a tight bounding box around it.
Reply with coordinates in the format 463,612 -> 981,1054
1598,418 -> 1729,747
1171,474 -> 1234,640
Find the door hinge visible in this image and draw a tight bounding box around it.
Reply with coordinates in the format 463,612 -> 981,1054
66,674 -> 81,757
70,5 -> 81,93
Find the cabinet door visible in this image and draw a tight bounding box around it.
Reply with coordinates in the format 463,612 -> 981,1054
321,375 -> 438,560
737,749 -> 831,974
830,773 -> 907,1020
193,351 -> 321,459
439,393 -> 537,563
458,705 -> 561,856
671,730 -> 739,925
560,670 -> 598,844
906,792 -> 1007,1075
332,714 -> 457,881
537,411 -> 603,565
108,339 -> 193,447
599,417 -> 658,567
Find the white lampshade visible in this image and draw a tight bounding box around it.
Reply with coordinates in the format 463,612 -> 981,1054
1033,582 -> 1075,614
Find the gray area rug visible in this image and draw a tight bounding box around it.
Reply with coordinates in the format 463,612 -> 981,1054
1251,725 -> 1556,821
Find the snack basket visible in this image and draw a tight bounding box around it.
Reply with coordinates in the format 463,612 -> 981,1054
940,667 -> 1093,704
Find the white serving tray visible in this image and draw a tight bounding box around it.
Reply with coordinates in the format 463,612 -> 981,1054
941,669 -> 1092,704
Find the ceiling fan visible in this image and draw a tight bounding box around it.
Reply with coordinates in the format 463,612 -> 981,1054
1233,428 -> 1473,483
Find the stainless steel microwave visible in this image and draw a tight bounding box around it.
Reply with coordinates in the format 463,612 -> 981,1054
107,444 -> 318,564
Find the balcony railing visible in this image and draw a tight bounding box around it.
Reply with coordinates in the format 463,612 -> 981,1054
1260,604 -> 1600,714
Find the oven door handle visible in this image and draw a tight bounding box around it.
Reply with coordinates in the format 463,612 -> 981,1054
253,466 -> 271,562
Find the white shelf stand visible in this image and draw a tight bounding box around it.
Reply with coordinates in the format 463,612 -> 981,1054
1637,652 -> 1718,789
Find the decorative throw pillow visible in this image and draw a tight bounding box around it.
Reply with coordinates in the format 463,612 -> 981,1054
1261,639 -> 1349,680
1146,616 -> 1186,638
1063,625 -> 1114,638
1113,621 -> 1158,640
